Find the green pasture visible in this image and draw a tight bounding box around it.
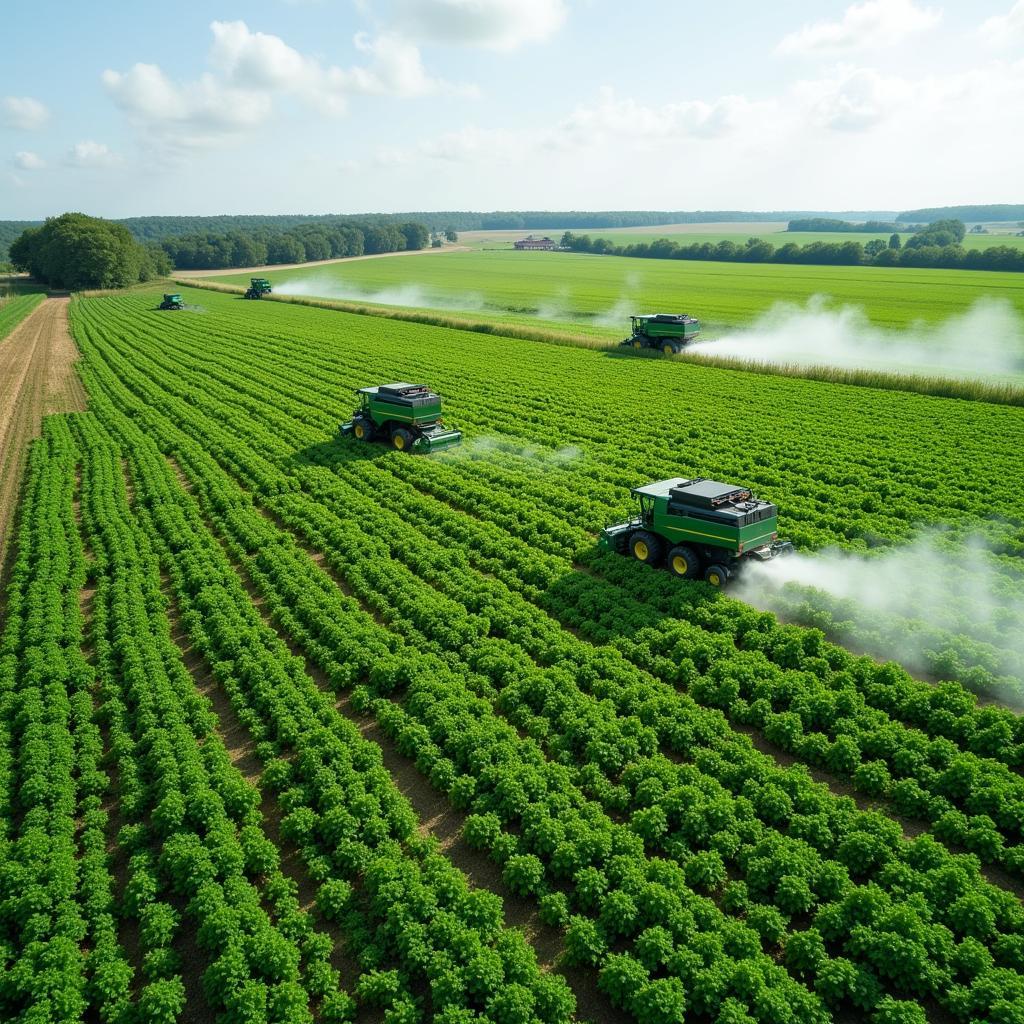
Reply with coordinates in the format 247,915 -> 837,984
209,249 -> 1024,334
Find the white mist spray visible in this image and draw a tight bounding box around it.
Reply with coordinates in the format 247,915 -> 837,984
689,296 -> 1024,381
737,531 -> 1024,698
274,275 -> 486,312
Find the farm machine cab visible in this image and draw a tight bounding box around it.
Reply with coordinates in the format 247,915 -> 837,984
600,477 -> 793,585
243,278 -> 272,299
622,313 -> 701,355
159,293 -> 184,310
340,383 -> 463,453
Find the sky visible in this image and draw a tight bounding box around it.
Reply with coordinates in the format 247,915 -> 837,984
2,0 -> 1023,218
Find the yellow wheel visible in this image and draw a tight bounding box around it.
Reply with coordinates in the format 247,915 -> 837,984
353,421 -> 369,440
630,530 -> 663,566
663,343 -> 676,356
668,545 -> 700,579
633,339 -> 643,349
392,428 -> 413,451
704,563 -> 730,587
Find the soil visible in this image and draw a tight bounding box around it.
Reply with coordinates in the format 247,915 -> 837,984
0,297 -> 86,577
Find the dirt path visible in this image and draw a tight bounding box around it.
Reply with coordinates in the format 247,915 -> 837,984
0,296 -> 86,574
174,244 -> 470,278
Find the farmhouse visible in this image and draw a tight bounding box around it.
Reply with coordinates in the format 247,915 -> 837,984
514,235 -> 556,250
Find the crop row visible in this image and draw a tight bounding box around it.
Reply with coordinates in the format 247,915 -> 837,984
0,291 -> 44,342
69,292 -> 1024,1021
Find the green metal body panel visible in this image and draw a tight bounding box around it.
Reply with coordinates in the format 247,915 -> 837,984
650,499 -> 777,553
600,478 -> 792,580
340,383 -> 462,453
159,294 -> 184,309
633,315 -> 701,340
360,390 -> 443,428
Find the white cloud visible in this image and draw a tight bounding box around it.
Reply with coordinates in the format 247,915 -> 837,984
13,151 -> 45,170
391,0 -> 568,50
2,96 -> 50,130
795,66 -> 913,130
553,87 -> 768,146
102,62 -> 273,147
65,141 -> 120,168
979,1 -> 1024,47
777,0 -> 940,55
104,19 -> 468,149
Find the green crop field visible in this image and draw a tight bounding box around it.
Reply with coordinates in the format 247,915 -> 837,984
0,290 -> 44,341
459,223 -> 1024,251
6,281 -> 1024,1023
210,249 -> 1024,335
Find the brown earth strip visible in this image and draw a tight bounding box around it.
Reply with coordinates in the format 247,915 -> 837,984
0,297 -> 86,578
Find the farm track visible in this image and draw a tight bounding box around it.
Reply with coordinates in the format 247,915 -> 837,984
0,296 -> 85,583
166,455 -> 626,1024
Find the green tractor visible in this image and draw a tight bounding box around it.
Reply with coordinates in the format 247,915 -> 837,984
243,278 -> 272,300
159,293 -> 184,310
600,477 -> 793,585
340,383 -> 462,453
622,313 -> 701,355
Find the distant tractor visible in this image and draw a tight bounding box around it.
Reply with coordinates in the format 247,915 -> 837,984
340,383 -> 462,453
600,477 -> 793,585
244,278 -> 272,300
622,313 -> 701,354
159,293 -> 184,310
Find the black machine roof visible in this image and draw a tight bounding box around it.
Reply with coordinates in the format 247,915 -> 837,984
669,479 -> 752,508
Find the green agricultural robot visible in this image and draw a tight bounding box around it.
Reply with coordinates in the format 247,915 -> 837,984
600,477 -> 793,585
622,313 -> 701,354
158,293 -> 184,310
243,278 -> 272,300
340,383 -> 463,453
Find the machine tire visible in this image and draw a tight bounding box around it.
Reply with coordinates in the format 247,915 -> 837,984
353,418 -> 372,441
663,342 -> 678,356
633,339 -> 644,350
630,530 -> 664,567
704,563 -> 730,587
391,427 -> 414,452
668,545 -> 701,579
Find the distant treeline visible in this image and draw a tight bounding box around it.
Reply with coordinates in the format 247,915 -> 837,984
560,220 -> 1024,272
161,221 -> 429,270
897,204 -> 1024,224
787,217 -> 918,234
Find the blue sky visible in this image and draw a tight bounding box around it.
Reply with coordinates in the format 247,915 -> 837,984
3,0 -> 1023,218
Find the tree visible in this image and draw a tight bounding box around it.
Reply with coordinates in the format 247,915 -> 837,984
445,228 -> 458,242
10,212 -> 154,289
864,239 -> 887,258
399,222 -> 429,250
888,233 -> 902,250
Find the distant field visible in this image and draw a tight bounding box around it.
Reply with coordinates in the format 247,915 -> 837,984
460,222 -> 1024,251
210,248 -> 1024,334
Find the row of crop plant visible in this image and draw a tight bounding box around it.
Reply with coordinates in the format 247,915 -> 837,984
68,291 -> 1024,1022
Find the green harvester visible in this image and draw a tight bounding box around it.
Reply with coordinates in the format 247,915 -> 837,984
159,293 -> 184,310
600,477 -> 793,585
244,278 -> 272,299
622,313 -> 701,354
340,383 -> 463,453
